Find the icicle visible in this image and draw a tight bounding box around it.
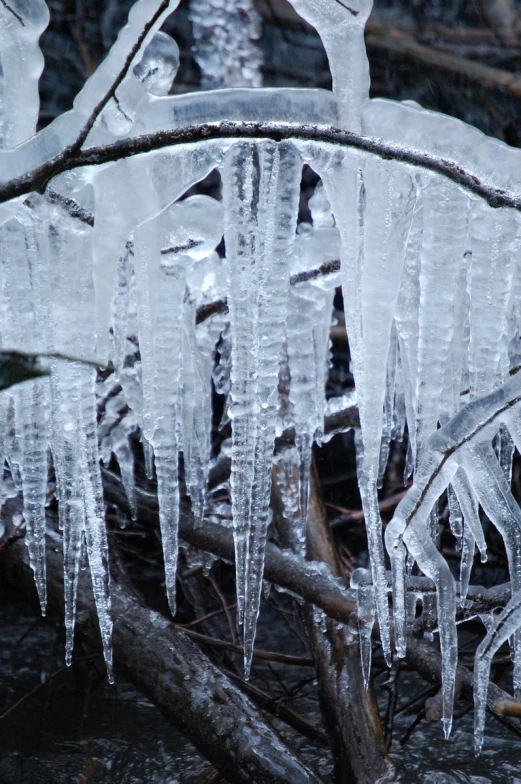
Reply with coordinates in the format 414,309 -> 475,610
378,326 -> 399,488
474,593 -> 521,753
451,469 -> 487,563
183,252 -> 226,522
286,184 -> 339,526
223,140 -> 301,676
318,152 -> 415,664
350,568 -> 376,688
459,524 -> 475,603
44,196 -> 113,673
133,216 -> 185,616
79,369 -> 113,679
414,179 -> 470,466
273,446 -> 304,554
468,203 -> 517,400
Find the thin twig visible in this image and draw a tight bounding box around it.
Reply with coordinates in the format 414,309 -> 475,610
0,654 -> 102,722
179,602 -> 238,629
178,627 -> 315,666
72,0 -> 173,149
208,575 -> 237,645
0,0 -> 24,26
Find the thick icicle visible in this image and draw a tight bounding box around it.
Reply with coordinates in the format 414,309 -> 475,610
0,0 -> 49,148
468,204 -> 517,400
223,140 -> 301,675
414,178 -> 470,466
45,196 -> 113,673
133,216 -> 184,615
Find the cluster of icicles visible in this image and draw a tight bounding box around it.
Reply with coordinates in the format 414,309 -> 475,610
2,0 -> 521,752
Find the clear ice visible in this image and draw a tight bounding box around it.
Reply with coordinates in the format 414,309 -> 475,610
2,0 -> 521,746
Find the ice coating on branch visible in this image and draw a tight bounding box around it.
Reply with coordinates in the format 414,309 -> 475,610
0,0 -> 182,184
189,0 -> 262,88
103,31 -> 180,135
133,31 -> 180,96
223,140 -> 301,675
286,0 -> 373,129
2,0 -> 521,747
0,0 -> 49,147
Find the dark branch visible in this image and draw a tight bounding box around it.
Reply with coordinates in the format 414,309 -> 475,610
0,0 -> 24,26
46,189 -> 95,226
195,258 -> 341,326
2,121 -> 519,213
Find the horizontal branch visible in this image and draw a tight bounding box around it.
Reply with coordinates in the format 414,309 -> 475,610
2,120 -> 519,212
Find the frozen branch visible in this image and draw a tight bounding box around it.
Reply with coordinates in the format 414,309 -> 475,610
2,121 -> 520,212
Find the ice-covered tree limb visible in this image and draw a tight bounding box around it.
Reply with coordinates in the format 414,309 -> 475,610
1,121 -> 520,211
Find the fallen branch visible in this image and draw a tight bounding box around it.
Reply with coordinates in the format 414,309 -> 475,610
1,519 -> 323,784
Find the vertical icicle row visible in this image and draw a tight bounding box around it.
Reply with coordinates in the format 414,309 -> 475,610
224,140 -> 301,675
46,199 -> 113,673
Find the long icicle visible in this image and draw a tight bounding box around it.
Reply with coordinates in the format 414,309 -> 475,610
223,139 -> 301,676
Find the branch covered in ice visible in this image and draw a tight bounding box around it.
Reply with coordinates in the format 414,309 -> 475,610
2,121 -> 521,212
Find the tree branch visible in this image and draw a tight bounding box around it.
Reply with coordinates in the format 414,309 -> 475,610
1,518 -> 323,784
2,120 -> 519,212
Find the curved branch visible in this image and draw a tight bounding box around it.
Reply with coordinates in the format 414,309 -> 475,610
2,121 -> 520,211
